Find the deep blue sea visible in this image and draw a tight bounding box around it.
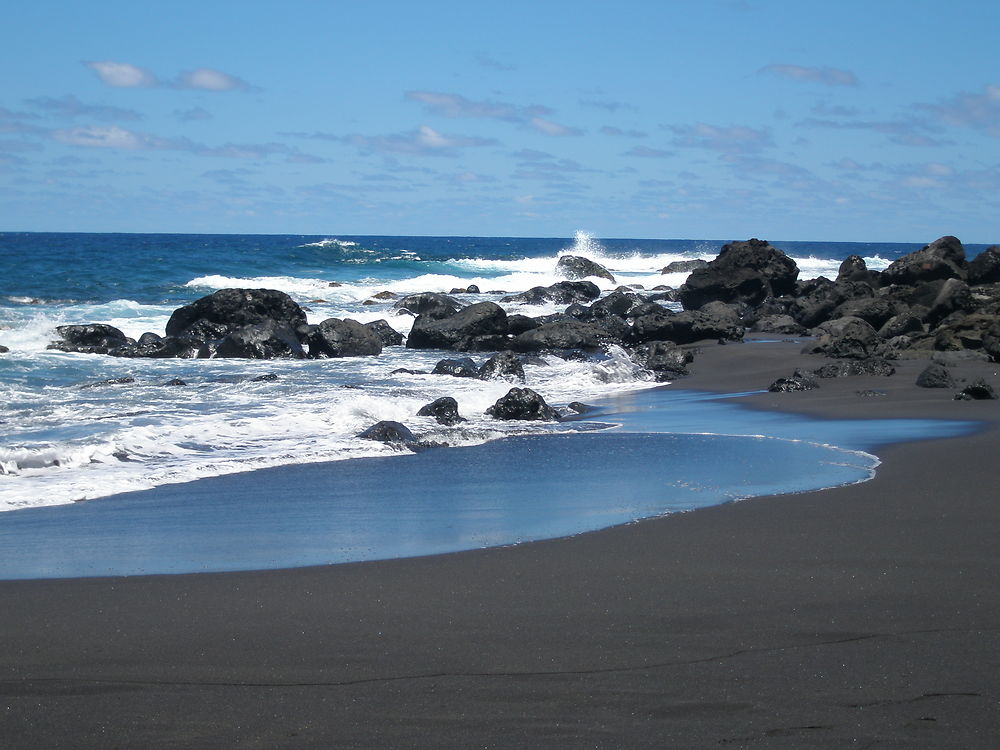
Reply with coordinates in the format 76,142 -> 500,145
0,231 -> 984,577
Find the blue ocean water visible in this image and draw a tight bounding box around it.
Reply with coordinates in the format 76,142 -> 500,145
0,231 -> 984,577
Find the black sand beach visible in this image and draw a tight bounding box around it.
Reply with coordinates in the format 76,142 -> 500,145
2,339 -> 998,748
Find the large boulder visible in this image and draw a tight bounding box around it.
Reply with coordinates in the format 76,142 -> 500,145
590,290 -> 641,319
486,387 -> 560,421
406,302 -> 508,351
968,246 -> 1000,285
511,318 -> 613,352
556,255 -> 616,283
364,319 -> 404,346
788,278 -> 875,328
679,238 -> 799,310
880,235 -> 967,286
802,316 -> 879,359
630,341 -> 692,380
48,324 -> 129,354
501,281 -> 601,306
836,255 -> 880,286
165,289 -> 307,340
631,302 -> 744,344
216,320 -> 307,359
306,318 -> 383,358
392,293 -> 465,319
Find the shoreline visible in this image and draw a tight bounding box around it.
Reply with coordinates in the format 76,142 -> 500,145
2,339 -> 998,747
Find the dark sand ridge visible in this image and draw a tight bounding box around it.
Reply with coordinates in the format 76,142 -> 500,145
1,339 -> 998,748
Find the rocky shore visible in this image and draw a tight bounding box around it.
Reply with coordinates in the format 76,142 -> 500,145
46,235 -> 1000,427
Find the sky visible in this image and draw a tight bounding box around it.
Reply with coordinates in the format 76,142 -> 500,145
1,0 -> 998,242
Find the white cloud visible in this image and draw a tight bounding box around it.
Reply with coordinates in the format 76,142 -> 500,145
668,123 -> 772,153
918,84 -> 1000,137
52,125 -> 148,149
82,61 -> 255,93
529,117 -> 583,137
177,68 -> 252,92
406,91 -> 550,121
83,61 -> 156,88
759,64 -> 859,87
337,125 -> 498,156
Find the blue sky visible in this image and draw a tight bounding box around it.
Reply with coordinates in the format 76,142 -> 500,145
1,0 -> 998,242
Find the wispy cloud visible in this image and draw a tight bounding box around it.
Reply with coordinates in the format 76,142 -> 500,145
174,107 -> 213,122
25,94 -> 143,122
917,84 -> 1000,137
176,68 -> 254,92
797,116 -> 947,146
666,123 -> 772,153
759,64 -> 859,87
50,125 -> 322,161
82,60 -> 256,92
529,117 -> 583,137
292,125 -> 498,157
406,91 -> 549,122
580,98 -> 637,113
600,126 -> 647,138
83,61 -> 157,88
477,54 -> 516,72
406,90 -> 581,136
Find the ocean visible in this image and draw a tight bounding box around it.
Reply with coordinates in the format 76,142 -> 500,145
0,231 -> 984,576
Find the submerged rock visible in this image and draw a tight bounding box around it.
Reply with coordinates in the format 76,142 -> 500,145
358,420 -> 417,444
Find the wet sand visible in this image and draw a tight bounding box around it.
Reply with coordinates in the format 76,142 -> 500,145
1,339 -> 998,748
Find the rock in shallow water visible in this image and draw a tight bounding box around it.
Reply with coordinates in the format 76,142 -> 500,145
486,387 -> 560,421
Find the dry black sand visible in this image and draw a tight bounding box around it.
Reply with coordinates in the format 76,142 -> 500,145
2,339 -> 998,748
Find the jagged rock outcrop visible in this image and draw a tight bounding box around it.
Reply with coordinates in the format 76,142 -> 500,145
679,238 -> 799,310
881,235 -> 967,286
556,255 -> 616,283
166,288 -> 307,340
406,302 -> 508,351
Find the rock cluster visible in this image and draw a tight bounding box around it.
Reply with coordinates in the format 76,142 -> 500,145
48,288 -> 401,360
44,240 -> 1000,413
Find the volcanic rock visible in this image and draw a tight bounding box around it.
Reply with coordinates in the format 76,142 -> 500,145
416,397 -> 465,425
48,324 -> 130,355
165,289 -> 307,341
556,255 -> 616,283
679,238 -> 799,310
486,387 -> 560,421
406,302 -> 508,351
